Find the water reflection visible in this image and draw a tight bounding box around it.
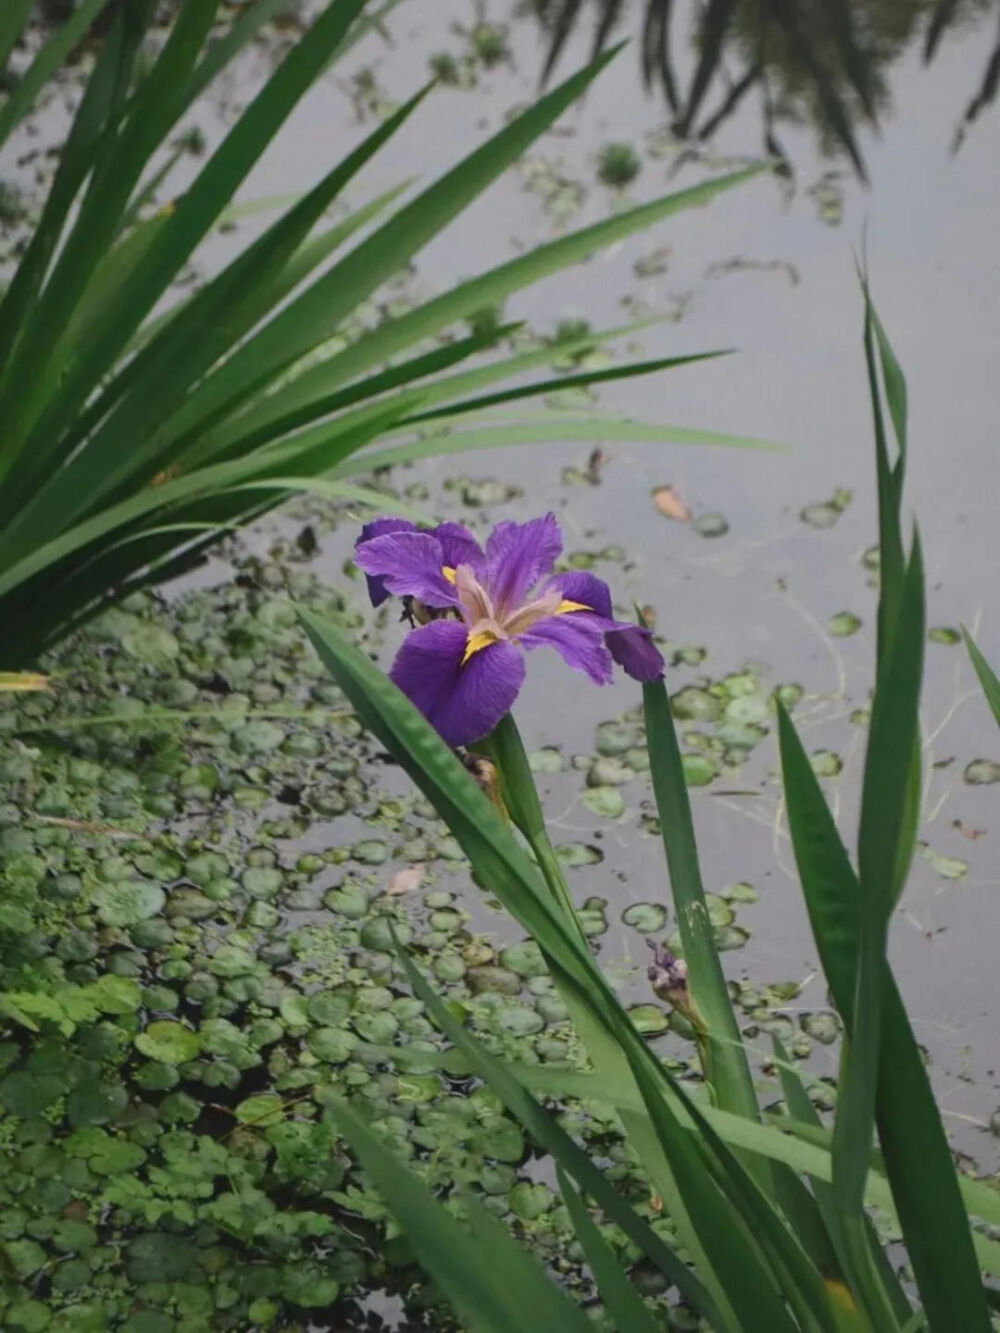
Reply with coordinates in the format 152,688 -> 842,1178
525,0 -> 1000,174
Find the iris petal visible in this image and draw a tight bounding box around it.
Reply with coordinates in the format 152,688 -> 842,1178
355,518 -> 415,606
433,522 -> 484,573
484,513 -> 562,612
519,613 -> 614,684
354,531 -> 459,609
606,625 -> 665,682
545,570 -> 614,621
390,619 -> 526,746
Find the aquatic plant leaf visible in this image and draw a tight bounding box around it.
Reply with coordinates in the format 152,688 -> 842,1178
134,1021 -> 201,1064
91,879 -> 165,927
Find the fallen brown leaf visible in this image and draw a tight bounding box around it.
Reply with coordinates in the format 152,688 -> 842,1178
387,864 -> 426,896
651,484 -> 691,521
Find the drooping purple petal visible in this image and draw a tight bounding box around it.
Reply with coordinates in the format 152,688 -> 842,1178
354,530 -> 458,609
545,570 -> 614,621
607,625 -> 665,682
484,513 -> 562,613
432,522 -> 484,573
390,619 -> 526,747
355,518 -> 415,606
519,612 -> 614,685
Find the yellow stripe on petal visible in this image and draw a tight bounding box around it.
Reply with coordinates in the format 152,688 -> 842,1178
556,599 -> 590,615
462,630 -> 498,664
442,566 -> 456,583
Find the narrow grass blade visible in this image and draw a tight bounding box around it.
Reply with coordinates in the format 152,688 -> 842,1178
0,0 -> 130,401
10,0 -> 368,472
961,625 -> 1000,725
558,1171 -> 663,1333
202,313 -> 666,460
30,88 -> 431,532
862,288 -> 906,656
185,0 -> 294,105
2,0 -> 221,454
154,46 -> 628,448
285,166 -> 766,404
483,713 -> 588,943
330,1100 -> 593,1333
335,416 -> 781,475
222,321 -> 524,451
0,0 -> 33,78
399,350 -> 730,424
0,0 -> 113,150
0,406 -> 403,605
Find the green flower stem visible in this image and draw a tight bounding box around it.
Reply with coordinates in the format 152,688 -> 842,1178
479,713 -> 736,1322
479,713 -> 588,950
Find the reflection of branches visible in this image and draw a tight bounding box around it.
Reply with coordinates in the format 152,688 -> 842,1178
528,0 -> 1000,174
954,2 -> 1000,147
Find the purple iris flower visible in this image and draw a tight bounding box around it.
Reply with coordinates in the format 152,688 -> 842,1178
355,513 -> 664,747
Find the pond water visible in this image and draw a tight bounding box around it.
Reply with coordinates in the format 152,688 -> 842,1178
2,2 -> 999,1328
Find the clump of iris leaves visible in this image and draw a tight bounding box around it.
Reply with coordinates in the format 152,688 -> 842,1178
2,3 -> 1000,1332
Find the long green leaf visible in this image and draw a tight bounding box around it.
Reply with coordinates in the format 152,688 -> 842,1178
776,700 -> 990,1331
148,45 -> 627,456
0,0 -> 113,150
330,1100 -> 593,1333
393,946 -> 718,1322
961,625 -> 1000,725
335,416 -> 780,476
643,672 -> 760,1122
0,0 -> 130,402
7,0 -> 368,484
835,535 -> 925,1219
235,165 -> 767,431
201,313 -> 667,463
399,350 -> 730,425
862,285 -> 905,658
623,1042 -> 805,1333
1,0 -> 222,457
0,0 -> 33,79
299,608 -> 837,1332
26,88 -> 431,536
775,1036 -> 909,1330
